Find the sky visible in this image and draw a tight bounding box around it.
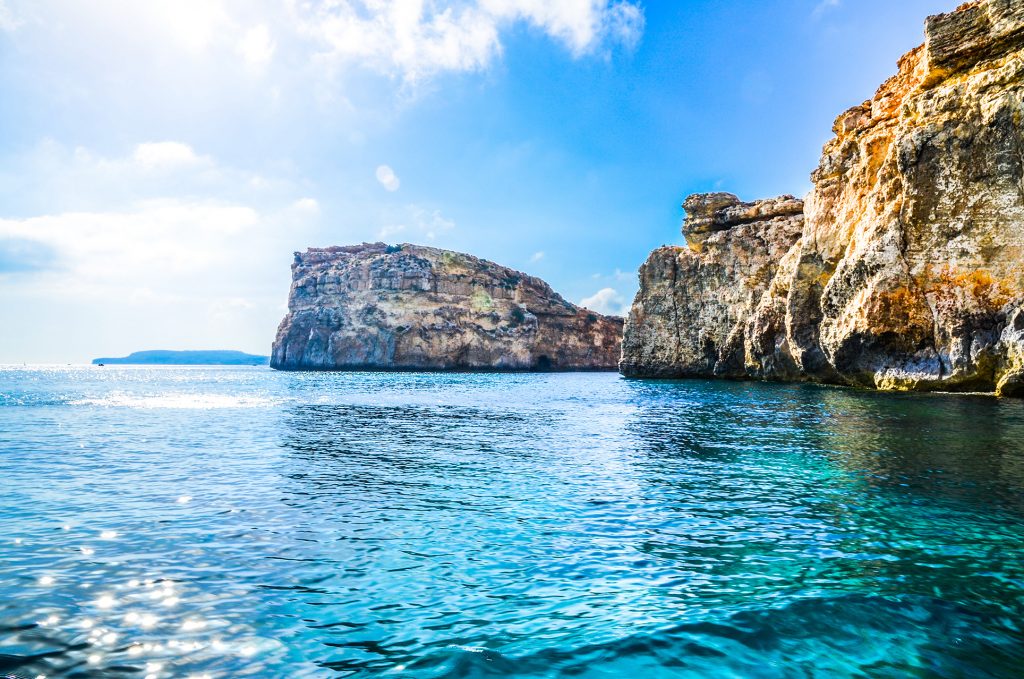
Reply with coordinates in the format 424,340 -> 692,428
0,0 -> 955,363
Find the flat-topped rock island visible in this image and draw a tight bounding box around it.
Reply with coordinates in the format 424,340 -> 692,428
271,243 -> 623,372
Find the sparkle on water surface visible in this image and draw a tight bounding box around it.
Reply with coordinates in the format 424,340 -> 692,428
0,365 -> 1023,677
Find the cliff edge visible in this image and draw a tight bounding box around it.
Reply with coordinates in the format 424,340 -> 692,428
622,0 -> 1024,396
272,243 -> 623,371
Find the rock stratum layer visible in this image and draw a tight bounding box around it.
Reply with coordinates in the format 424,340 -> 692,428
272,243 -> 623,371
623,0 -> 1024,396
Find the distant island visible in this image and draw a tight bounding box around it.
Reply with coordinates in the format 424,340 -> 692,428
92,350 -> 270,366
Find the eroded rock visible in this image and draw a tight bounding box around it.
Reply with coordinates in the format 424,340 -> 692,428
271,243 -> 623,371
619,196 -> 805,378
623,0 -> 1024,396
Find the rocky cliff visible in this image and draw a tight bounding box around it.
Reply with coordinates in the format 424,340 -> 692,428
623,0 -> 1024,396
620,194 -> 806,378
271,243 -> 623,371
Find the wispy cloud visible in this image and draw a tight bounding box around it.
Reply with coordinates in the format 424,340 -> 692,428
376,165 -> 401,192
529,251 -> 544,263
292,0 -> 645,83
132,141 -> 206,170
580,286 -> 627,316
377,204 -> 455,241
292,197 -> 320,214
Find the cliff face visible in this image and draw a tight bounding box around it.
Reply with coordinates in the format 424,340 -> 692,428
623,0 -> 1024,396
619,194 -> 805,378
271,243 -> 623,371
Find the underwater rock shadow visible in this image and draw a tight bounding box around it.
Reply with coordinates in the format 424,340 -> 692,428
397,594 -> 1022,678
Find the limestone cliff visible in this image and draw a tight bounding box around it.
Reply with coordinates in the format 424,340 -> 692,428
620,194 -> 805,378
623,0 -> 1024,396
271,243 -> 623,371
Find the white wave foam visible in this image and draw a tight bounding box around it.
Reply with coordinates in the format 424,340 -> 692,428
70,393 -> 280,409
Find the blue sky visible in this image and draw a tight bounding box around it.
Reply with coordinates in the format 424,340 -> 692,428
0,0 -> 954,362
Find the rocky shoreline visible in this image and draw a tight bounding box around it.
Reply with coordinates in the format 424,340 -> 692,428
271,2 -> 1023,396
622,0 -> 1024,397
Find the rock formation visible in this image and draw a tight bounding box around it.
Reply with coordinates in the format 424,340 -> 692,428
271,243 -> 623,371
623,0 -> 1024,396
620,194 -> 805,378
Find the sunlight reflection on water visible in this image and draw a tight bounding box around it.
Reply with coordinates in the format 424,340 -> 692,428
1,366 -> 1023,677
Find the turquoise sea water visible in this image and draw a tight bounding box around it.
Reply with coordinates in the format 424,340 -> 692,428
1,366 -> 1023,678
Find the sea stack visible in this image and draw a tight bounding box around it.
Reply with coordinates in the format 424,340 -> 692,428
271,243 -> 623,371
622,0 -> 1024,396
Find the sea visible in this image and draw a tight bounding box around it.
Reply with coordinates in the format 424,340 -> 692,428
1,366 -> 1022,678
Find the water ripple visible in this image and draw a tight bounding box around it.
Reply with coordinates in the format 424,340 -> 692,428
1,367 -> 1022,677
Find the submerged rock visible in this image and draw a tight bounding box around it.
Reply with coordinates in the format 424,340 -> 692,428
271,243 -> 623,371
623,0 -> 1024,396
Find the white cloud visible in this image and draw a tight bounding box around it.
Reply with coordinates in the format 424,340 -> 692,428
132,142 -> 204,170
237,24 -> 276,67
0,202 -> 261,289
0,197 -> 314,359
292,1 -> 498,83
0,201 -> 292,361
1,0 -> 643,112
603,1 -> 644,49
145,0 -> 230,54
292,0 -> 644,82
292,197 -> 320,214
0,141 -> 321,360
482,0 -> 643,55
529,251 -> 544,262
580,286 -> 627,316
376,164 -> 401,191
